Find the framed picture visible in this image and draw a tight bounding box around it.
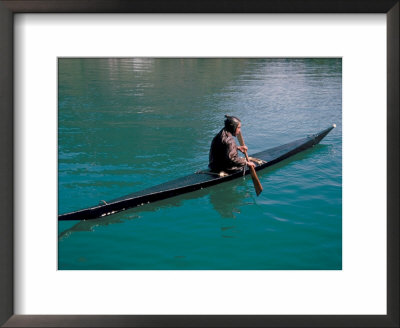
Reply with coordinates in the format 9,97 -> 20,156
1,1 -> 398,327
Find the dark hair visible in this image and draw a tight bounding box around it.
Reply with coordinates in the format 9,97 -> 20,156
224,115 -> 241,134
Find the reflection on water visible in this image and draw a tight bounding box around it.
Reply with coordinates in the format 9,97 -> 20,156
210,182 -> 244,219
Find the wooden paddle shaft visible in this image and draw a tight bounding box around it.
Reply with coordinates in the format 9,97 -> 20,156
237,132 -> 263,196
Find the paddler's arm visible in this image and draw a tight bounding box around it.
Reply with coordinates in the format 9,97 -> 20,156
226,139 -> 246,167
237,145 -> 248,153
238,145 -> 256,167
227,142 -> 256,168
245,160 -> 255,168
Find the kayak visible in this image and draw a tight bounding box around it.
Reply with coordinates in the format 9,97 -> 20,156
58,125 -> 335,221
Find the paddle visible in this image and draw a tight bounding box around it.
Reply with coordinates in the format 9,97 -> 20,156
237,132 -> 263,196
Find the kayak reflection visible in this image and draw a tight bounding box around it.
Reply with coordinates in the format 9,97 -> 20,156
58,187 -> 211,239
58,180 -> 250,240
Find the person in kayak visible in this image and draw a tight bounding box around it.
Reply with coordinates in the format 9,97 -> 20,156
209,115 -> 256,173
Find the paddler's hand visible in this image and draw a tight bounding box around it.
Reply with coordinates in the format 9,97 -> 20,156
238,145 -> 248,153
246,160 -> 255,168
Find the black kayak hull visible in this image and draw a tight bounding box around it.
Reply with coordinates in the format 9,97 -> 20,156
58,125 -> 335,221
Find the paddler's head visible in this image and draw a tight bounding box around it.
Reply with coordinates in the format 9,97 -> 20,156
224,115 -> 241,136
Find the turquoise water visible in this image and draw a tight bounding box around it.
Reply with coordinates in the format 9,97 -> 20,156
58,58 -> 342,270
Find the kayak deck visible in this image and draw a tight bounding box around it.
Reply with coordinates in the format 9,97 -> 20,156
58,125 -> 335,221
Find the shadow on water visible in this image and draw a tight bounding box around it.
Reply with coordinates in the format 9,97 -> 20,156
59,143 -> 329,239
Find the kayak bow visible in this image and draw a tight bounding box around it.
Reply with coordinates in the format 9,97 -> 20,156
58,125 -> 335,221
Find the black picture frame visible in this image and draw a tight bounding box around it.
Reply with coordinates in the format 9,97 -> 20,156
0,1 -> 398,327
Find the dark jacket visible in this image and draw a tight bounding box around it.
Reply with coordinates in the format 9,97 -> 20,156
209,128 -> 246,172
